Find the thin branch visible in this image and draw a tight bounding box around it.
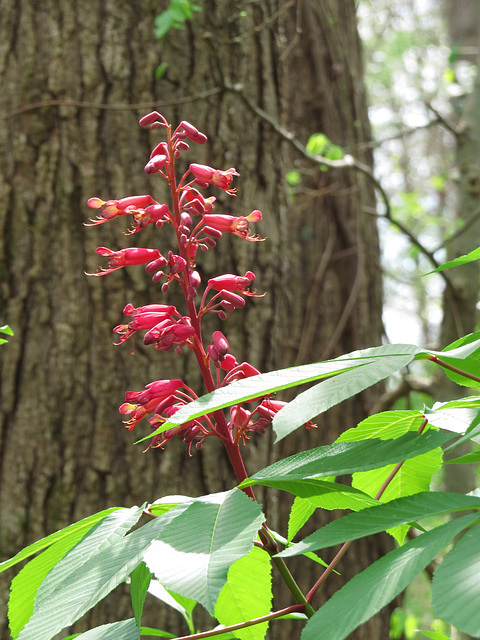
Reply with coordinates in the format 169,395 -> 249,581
173,604 -> 306,640
4,89 -> 223,119
224,81 -> 456,295
425,102 -> 460,137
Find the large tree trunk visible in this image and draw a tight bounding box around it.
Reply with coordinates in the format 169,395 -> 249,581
0,1 -> 387,637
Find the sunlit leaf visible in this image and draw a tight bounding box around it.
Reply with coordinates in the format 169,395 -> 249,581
215,547 -> 272,640
432,522 -> 480,636
144,489 -> 264,614
300,514 -> 479,640
240,431 -> 451,488
279,492 -> 480,558
9,507 -> 142,639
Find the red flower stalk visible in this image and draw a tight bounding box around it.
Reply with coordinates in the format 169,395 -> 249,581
85,111 -> 314,478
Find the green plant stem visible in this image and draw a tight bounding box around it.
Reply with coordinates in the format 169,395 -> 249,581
429,355 -> 480,384
172,604 -> 306,640
306,416 -> 430,605
258,526 -> 315,617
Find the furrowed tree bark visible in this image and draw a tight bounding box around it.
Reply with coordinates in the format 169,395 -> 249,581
0,1 -> 388,638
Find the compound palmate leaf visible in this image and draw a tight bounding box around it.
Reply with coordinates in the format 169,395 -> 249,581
214,546 -> 272,640
144,489 -> 264,614
15,502 -> 192,640
9,506 -> 143,639
301,514 -> 480,640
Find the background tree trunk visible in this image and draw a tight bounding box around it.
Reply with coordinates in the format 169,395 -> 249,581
0,1 -> 387,637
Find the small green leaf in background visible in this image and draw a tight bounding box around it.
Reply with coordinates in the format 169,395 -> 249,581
285,169 -> 302,186
300,514 -> 479,640
130,562 -> 152,627
306,133 -> 330,155
426,246 -> 480,274
432,522 -> 480,636
0,324 -> 14,344
154,0 -> 201,39
144,489 -> 264,614
215,547 -> 272,640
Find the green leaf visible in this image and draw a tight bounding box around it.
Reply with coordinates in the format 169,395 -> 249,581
147,582 -> 196,633
288,498 -> 317,541
352,449 -> 443,544
446,450 -> 480,464
325,144 -> 344,160
15,503 -> 191,640
154,11 -> 174,38
144,489 -> 264,614
272,351 -> 418,441
139,344 -> 422,445
139,628 -> 176,638
306,133 -> 330,155
300,514 -> 479,640
429,332 -> 480,387
416,631 -> 451,640
0,507 -> 120,574
130,562 -> 152,627
240,430 -> 451,487
244,477 -> 378,510
8,507 -> 140,638
64,619 -> 139,640
285,169 -> 302,186
432,522 -> 480,635
337,412 -> 443,543
215,547 -> 272,640
337,410 -> 424,442
0,324 -> 14,336
427,246 -> 480,274
279,492 -> 480,558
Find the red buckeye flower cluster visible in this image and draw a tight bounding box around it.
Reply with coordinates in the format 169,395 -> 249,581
85,112 -> 314,457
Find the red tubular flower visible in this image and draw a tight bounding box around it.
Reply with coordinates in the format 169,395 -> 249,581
88,247 -> 162,276
207,271 -> 257,296
128,204 -> 172,234
178,121 -> 208,145
114,305 -> 177,343
255,399 -> 317,430
189,163 -> 239,195
85,195 -> 157,226
119,379 -> 185,430
202,211 -> 263,242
